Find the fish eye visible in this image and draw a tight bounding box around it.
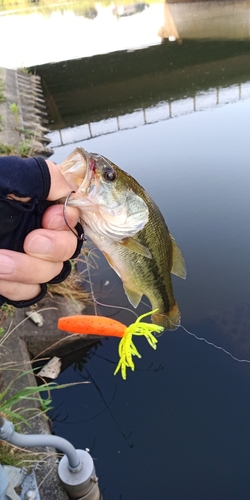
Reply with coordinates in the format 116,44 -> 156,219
103,167 -> 116,182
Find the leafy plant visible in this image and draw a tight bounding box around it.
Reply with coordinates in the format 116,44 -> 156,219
1,303 -> 15,317
0,368 -> 85,425
0,141 -> 32,157
9,102 -> 19,124
0,143 -> 15,155
17,139 -> 32,157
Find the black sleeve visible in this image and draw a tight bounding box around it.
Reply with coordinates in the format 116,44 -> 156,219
0,156 -> 51,251
0,156 -> 83,308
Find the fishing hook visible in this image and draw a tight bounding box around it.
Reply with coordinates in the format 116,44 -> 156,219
63,191 -> 86,241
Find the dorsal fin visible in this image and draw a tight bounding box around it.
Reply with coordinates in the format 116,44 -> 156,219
170,234 -> 186,279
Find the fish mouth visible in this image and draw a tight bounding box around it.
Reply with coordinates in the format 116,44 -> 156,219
78,151 -> 107,195
59,147 -> 99,200
78,149 -> 96,195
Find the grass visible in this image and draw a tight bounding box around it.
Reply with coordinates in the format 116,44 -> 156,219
0,74 -> 42,157
0,371 -> 88,466
0,140 -> 35,157
0,358 -> 88,466
9,102 -> 19,124
0,77 -> 5,103
0,251 -> 93,467
48,256 -> 92,305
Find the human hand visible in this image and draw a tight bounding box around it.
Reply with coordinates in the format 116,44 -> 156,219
0,160 -> 81,303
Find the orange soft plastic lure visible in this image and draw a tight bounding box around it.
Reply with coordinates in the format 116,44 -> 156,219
58,315 -> 126,338
58,310 -> 164,379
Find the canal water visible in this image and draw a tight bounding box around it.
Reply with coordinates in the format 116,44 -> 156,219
2,1 -> 250,498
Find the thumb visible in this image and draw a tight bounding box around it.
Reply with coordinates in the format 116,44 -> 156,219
46,160 -> 77,201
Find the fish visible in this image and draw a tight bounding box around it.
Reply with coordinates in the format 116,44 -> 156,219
59,147 -> 186,330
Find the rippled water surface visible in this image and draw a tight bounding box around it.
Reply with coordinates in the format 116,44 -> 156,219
2,1 -> 250,498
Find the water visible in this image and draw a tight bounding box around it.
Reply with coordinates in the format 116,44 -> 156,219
2,1 -> 250,498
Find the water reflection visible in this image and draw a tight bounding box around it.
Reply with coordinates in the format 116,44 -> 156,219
0,2 -> 162,68
48,81 -> 250,147
35,36 -> 250,133
112,2 -> 149,17
2,1 -> 250,68
160,1 -> 250,41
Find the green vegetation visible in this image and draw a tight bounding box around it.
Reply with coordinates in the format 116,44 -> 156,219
0,373 -> 87,466
9,102 -> 19,124
17,139 -> 32,156
0,142 -> 33,156
0,359 -> 87,466
0,76 -> 5,103
0,143 -> 15,155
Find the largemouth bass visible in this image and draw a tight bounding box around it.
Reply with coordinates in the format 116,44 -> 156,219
59,148 -> 186,330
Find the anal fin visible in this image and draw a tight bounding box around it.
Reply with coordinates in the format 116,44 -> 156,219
123,285 -> 142,308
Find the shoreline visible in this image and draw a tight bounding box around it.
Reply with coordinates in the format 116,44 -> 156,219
0,67 -> 98,499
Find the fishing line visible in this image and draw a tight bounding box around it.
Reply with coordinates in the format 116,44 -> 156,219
83,248 -> 98,316
83,366 -> 134,448
82,250 -> 250,365
134,300 -> 250,364
169,320 -> 250,364
83,248 -> 139,320
94,298 -> 139,320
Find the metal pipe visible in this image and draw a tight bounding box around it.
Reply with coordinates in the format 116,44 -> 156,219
0,417 -> 80,471
0,464 -> 9,500
0,417 -> 103,499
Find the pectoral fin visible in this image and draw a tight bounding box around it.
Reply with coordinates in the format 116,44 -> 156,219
123,285 -> 142,308
170,234 -> 186,279
118,237 -> 152,259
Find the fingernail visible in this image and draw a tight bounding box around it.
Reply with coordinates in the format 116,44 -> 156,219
0,255 -> 14,274
26,235 -> 53,255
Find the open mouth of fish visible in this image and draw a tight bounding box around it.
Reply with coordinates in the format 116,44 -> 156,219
59,147 -> 101,200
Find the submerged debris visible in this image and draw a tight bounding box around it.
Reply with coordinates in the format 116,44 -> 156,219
37,356 -> 62,379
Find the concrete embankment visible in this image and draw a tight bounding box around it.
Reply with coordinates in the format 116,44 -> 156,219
0,67 -> 99,499
0,67 -> 52,156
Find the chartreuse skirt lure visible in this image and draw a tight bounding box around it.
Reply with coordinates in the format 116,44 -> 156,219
58,310 -> 164,380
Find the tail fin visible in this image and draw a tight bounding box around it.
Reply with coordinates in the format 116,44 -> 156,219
152,303 -> 180,331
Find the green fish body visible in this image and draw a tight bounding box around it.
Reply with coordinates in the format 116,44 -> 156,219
60,148 -> 186,330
